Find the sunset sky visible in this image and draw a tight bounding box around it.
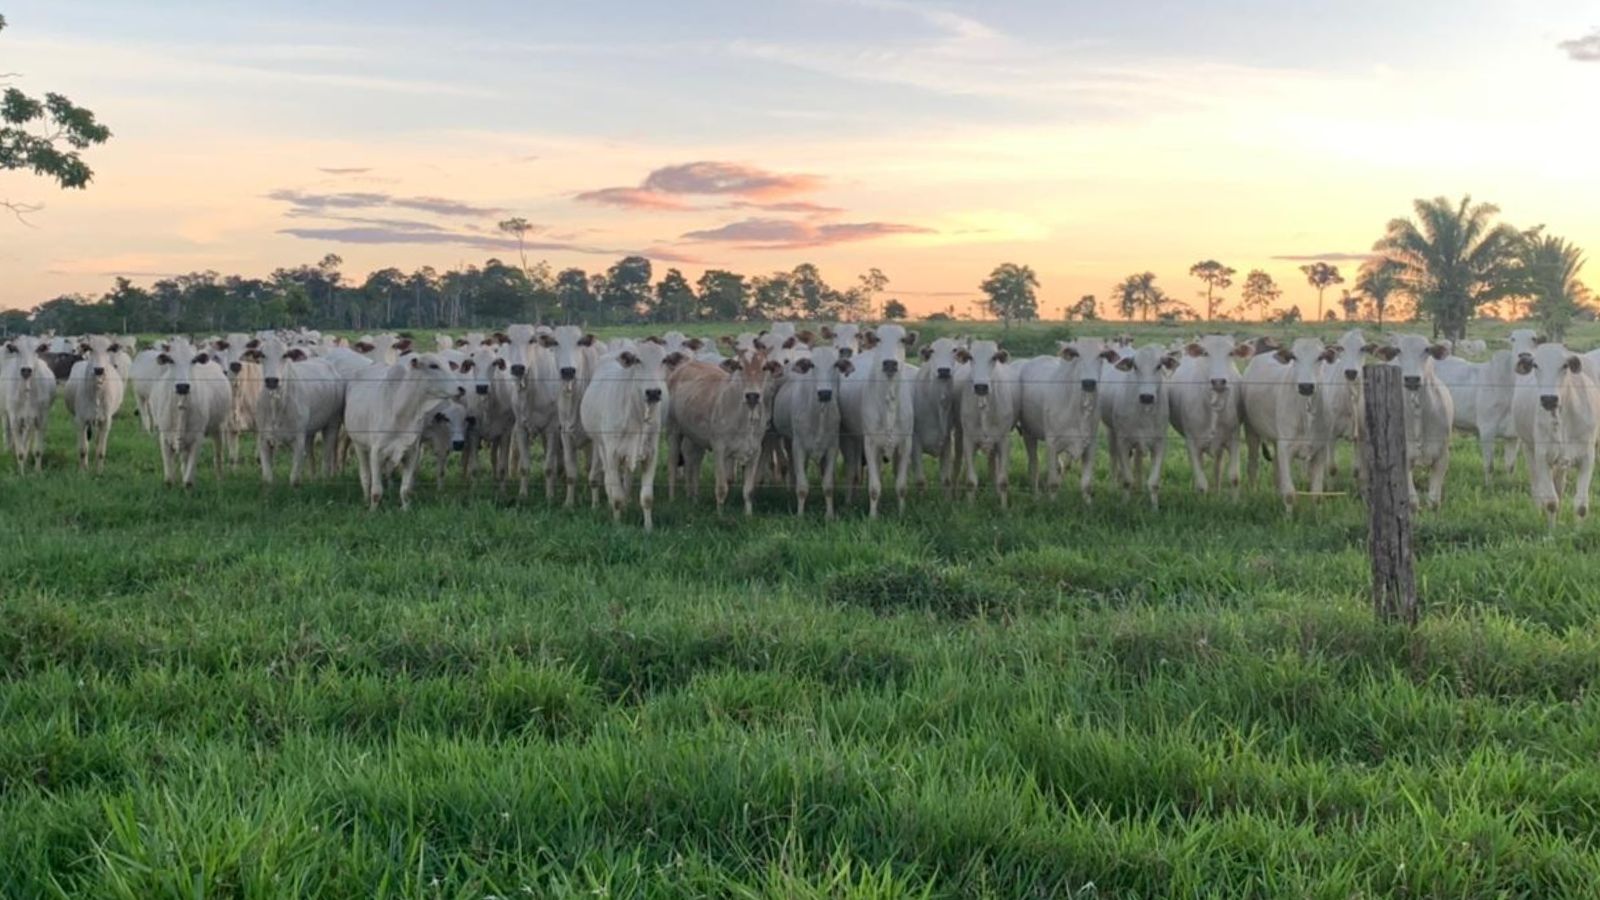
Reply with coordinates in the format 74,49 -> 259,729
2,0 -> 1597,317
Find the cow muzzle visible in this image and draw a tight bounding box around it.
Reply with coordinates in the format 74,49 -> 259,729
175,383 -> 191,396
17,367 -> 31,379
474,384 -> 489,396
1210,378 -> 1228,392
1344,369 -> 1358,382
1138,392 -> 1156,405
451,439 -> 465,452
263,377 -> 281,390
1080,379 -> 1097,393
936,367 -> 952,380
1297,383 -> 1315,397
559,366 -> 576,381
744,391 -> 761,408
228,362 -> 242,374
1403,375 -> 1421,391
881,359 -> 899,376
817,388 -> 833,403
93,366 -> 106,377
510,364 -> 527,378
1541,395 -> 1560,412
838,348 -> 853,359
644,388 -> 662,405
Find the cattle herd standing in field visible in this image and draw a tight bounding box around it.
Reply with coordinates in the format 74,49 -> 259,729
3,324 -> 1598,527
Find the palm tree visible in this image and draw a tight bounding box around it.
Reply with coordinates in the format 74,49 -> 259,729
1298,262 -> 1345,323
1113,272 -> 1166,322
1520,232 -> 1590,341
1372,195 -> 1522,341
1353,258 -> 1404,327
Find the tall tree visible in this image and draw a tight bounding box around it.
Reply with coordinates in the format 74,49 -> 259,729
1519,231 -> 1589,341
696,270 -> 749,320
882,298 -> 908,320
1188,260 -> 1236,321
554,268 -> 594,324
1112,272 -> 1167,322
602,256 -> 653,324
653,269 -> 697,324
856,267 -> 889,321
1238,269 -> 1282,321
1353,258 -> 1404,327
979,263 -> 1040,328
1338,289 -> 1360,321
1373,195 -> 1523,341
1068,294 -> 1098,321
1298,262 -> 1345,323
0,14 -> 112,218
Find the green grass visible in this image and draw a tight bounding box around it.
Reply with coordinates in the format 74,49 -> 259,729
6,335 -> 1600,897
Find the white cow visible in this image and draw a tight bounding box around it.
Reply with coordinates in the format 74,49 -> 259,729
911,337 -> 965,494
580,343 -> 686,530
537,325 -> 600,506
247,337 -> 346,486
774,346 -> 853,518
421,399 -> 471,489
344,352 -> 465,509
1317,329 -> 1373,490
64,335 -> 127,473
1169,335 -> 1253,496
148,340 -> 232,488
839,325 -> 918,517
129,345 -> 170,431
1018,338 -> 1115,502
462,346 -> 518,485
1241,337 -> 1338,511
954,339 -> 1020,507
821,323 -> 863,359
1100,344 -> 1179,509
1513,342 -> 1600,525
2,336 -> 57,473
1375,335 -> 1455,509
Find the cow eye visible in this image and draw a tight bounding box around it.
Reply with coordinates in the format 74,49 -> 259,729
429,363 -> 439,369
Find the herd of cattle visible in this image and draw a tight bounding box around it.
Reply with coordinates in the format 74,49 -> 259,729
2,323 -> 1597,527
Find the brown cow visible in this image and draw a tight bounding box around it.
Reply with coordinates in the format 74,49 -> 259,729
666,352 -> 783,514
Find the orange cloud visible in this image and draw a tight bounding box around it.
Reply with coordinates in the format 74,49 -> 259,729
681,218 -> 932,249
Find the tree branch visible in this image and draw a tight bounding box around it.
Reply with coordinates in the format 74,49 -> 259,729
1,199 -> 43,226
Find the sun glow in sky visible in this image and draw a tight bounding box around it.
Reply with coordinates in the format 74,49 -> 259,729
2,0 -> 1597,316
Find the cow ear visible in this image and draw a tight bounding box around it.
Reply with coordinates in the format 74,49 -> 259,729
79,342 -> 91,354
214,340 -> 230,351
1360,343 -> 1378,354
459,359 -> 475,373
644,335 -> 664,345
685,338 -> 704,351
1160,354 -> 1179,372
1274,349 -> 1294,364
663,352 -> 687,368
455,338 -> 470,348
954,348 -> 971,363
1232,343 -> 1254,358
245,339 -> 260,350
538,334 -> 557,347
494,357 -> 507,370
782,336 -> 797,349
717,334 -> 736,348
1428,344 -> 1450,360
1376,346 -> 1401,361
796,330 -> 815,346
1515,355 -> 1535,375
394,339 -> 413,353
1319,347 -> 1338,363
919,345 -> 934,360
793,358 -> 815,373
493,332 -> 510,344
578,334 -> 596,347
820,325 -> 836,339
1185,342 -> 1204,357
902,330 -> 919,348
1099,348 -> 1120,362
409,356 -> 423,369
194,352 -> 211,365
1568,356 -> 1583,373
285,348 -> 307,362
157,353 -> 174,365
994,350 -> 1010,365
764,360 -> 784,375
1059,345 -> 1080,360
836,359 -> 855,376
1114,357 -> 1136,372
719,357 -> 742,374
355,341 -> 375,353
108,342 -> 121,353
447,360 -> 459,371
861,330 -> 880,348
619,351 -> 640,368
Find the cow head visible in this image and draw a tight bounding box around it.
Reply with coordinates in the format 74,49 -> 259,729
1377,334 -> 1448,392
1114,344 -> 1179,406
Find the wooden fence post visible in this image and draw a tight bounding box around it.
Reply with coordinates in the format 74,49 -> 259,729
1361,363 -> 1418,626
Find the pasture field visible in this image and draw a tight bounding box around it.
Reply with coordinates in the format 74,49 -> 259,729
7,321 -> 1600,897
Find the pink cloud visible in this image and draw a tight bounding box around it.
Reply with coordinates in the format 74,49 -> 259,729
641,161 -> 821,199
724,200 -> 844,216
681,218 -> 933,249
573,186 -> 693,211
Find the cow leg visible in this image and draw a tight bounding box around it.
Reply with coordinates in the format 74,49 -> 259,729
1148,438 -> 1166,511
400,447 -> 424,510
180,440 -> 201,489
1479,429 -> 1497,487
562,431 -> 582,508
1274,439 -> 1295,513
94,417 -> 111,474
1244,430 -> 1261,489
1225,437 -> 1241,500
963,433 -> 980,502
543,431 -> 561,503
259,435 -> 275,485
589,443 -> 604,508
513,425 -> 532,498
1575,451 -> 1595,521
353,444 -> 371,502
323,422 -> 343,478
77,421 -> 90,471
1503,438 -> 1520,476
1427,451 -> 1448,509
159,434 -> 177,486
938,436 -> 957,498
841,435 -> 862,505
893,442 -> 909,515
368,447 -> 387,509
712,450 -> 730,515
865,441 -> 884,519
604,451 -> 625,524
1531,458 -> 1557,526
1078,442 -> 1095,505
289,433 -> 309,487
994,435 -> 1010,510
743,454 -> 759,517
792,441 -> 810,517
1186,436 -> 1208,494
640,444 -> 659,532
821,446 -> 838,521
1022,433 -> 1040,494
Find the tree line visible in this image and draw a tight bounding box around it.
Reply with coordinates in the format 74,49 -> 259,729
1,256 -> 916,336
